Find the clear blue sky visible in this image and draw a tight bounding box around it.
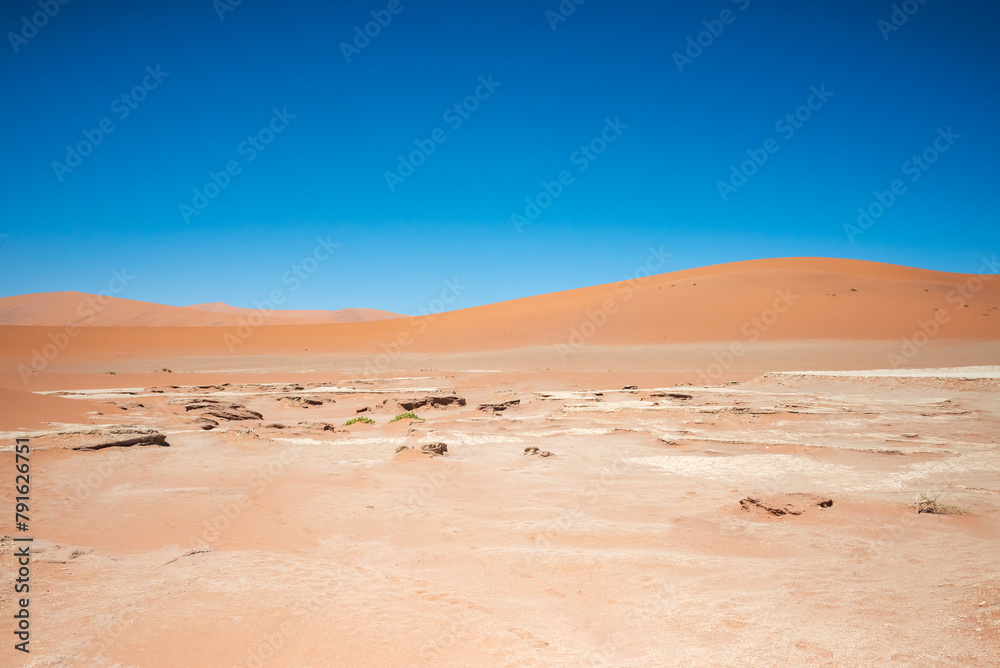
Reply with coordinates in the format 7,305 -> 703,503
1,0 -> 998,315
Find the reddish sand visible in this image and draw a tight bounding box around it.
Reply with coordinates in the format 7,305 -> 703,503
0,387 -> 105,430
0,257 -> 998,666
2,367 -> 999,666
0,292 -> 402,327
186,302 -> 404,323
1,259 -> 998,376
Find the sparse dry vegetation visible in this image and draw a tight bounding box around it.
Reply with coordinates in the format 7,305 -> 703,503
913,493 -> 967,515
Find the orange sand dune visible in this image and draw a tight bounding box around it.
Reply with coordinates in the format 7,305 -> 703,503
1,258 -> 997,368
4,257 -> 999,668
0,292 -> 402,327
186,302 -> 403,323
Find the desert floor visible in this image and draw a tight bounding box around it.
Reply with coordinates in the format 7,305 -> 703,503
1,344 -> 999,666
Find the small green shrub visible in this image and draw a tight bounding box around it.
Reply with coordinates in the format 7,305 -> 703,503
390,412 -> 421,423
344,416 -> 375,426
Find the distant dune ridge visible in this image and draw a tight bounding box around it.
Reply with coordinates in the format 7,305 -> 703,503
0,292 -> 405,327
184,302 -> 405,324
0,258 -> 997,365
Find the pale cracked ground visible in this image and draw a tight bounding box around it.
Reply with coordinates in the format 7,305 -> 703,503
1,366 -> 999,667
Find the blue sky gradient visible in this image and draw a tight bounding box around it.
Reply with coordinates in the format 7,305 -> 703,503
1,0 -> 998,314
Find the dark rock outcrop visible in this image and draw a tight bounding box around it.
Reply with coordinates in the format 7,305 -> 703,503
194,417 -> 219,430
477,399 -> 520,413
276,396 -> 325,408
72,426 -> 168,451
740,494 -> 833,516
183,402 -> 262,421
648,392 -> 693,400
395,442 -> 448,456
420,442 -> 448,456
398,396 -> 466,411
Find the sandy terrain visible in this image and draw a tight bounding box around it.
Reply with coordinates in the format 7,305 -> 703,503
1,258 -> 998,666
0,292 -> 402,327
184,303 -> 405,325
2,259 -> 999,373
